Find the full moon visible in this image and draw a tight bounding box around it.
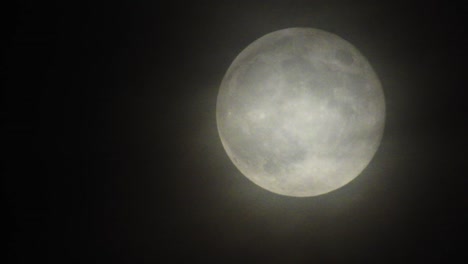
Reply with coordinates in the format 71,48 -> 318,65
216,28 -> 385,197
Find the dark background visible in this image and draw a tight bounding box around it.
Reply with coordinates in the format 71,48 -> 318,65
4,0 -> 467,263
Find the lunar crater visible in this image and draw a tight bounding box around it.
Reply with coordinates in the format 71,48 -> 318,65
336,49 -> 354,65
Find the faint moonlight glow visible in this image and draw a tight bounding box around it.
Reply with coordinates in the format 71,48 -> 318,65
216,28 -> 385,197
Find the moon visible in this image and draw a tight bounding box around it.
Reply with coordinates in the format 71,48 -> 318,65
216,28 -> 385,197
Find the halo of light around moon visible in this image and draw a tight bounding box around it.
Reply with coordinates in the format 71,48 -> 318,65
216,28 -> 385,197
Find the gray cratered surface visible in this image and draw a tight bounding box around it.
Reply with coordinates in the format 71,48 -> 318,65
216,28 -> 385,197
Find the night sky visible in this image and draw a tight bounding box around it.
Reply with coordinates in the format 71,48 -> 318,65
4,1 -> 467,263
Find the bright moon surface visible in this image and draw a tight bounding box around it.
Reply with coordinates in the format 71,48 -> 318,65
216,28 -> 385,197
